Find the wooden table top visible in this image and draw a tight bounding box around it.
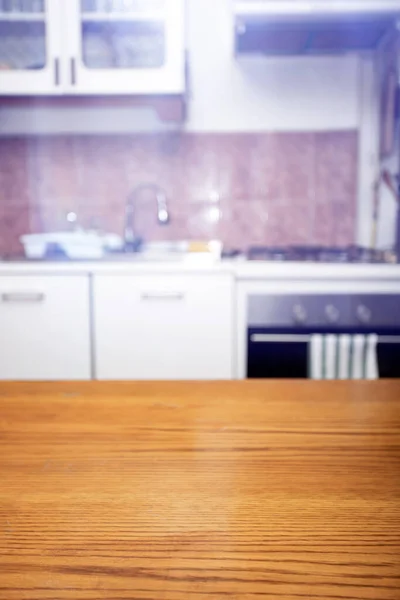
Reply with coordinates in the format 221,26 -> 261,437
0,381 -> 399,600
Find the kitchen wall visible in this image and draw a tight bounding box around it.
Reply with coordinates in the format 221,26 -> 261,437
0,0 -> 365,254
0,131 -> 357,256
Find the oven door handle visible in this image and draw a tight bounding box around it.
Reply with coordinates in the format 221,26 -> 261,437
250,334 -> 311,343
251,334 -> 400,344
379,336 -> 400,344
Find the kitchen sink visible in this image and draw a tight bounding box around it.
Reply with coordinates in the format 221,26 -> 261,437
104,252 -> 186,263
109,241 -> 190,262
103,241 -> 221,263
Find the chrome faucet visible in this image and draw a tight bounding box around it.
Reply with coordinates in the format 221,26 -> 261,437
124,183 -> 170,251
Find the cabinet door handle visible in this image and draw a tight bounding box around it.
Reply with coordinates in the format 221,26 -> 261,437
1,292 -> 45,303
141,292 -> 185,301
54,57 -> 60,86
70,58 -> 76,86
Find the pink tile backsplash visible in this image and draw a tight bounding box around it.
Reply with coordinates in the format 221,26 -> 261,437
0,131 -> 358,256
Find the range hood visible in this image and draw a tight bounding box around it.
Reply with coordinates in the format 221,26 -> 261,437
235,1 -> 400,55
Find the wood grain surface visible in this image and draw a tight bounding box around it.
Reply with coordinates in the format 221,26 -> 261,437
0,381 -> 399,600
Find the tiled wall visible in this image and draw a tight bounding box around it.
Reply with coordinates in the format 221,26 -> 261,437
0,131 -> 358,256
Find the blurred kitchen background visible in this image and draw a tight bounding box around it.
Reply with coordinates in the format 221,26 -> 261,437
2,0 -> 400,383
0,0 -> 399,259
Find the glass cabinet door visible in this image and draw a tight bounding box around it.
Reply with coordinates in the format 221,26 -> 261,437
0,0 -> 61,94
67,0 -> 184,94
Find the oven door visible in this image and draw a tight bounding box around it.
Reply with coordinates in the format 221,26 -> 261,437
247,328 -> 400,379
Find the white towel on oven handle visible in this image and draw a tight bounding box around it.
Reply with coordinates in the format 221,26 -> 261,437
309,334 -> 339,380
310,333 -> 379,380
351,335 -> 365,380
351,334 -> 379,380
309,334 -> 323,379
366,333 -> 379,380
338,334 -> 351,380
324,335 -> 337,380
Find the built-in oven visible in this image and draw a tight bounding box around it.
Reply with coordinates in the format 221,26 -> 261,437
247,294 -> 400,378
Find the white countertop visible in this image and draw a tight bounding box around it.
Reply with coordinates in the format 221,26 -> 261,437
0,259 -> 233,276
1,259 -> 400,280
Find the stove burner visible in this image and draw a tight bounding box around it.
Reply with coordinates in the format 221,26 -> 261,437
245,246 -> 397,264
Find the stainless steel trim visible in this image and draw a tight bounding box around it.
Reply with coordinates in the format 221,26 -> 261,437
1,292 -> 45,303
251,334 -> 400,344
141,292 -> 185,301
251,334 -> 310,343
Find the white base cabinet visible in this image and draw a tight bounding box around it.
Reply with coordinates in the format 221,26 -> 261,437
93,274 -> 234,380
0,275 -> 91,380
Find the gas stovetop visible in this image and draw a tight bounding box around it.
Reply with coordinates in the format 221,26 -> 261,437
224,246 -> 398,264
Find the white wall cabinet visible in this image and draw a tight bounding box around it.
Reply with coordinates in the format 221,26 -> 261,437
93,273 -> 234,380
0,0 -> 62,95
65,0 -> 185,95
0,0 -> 185,95
0,275 -> 91,380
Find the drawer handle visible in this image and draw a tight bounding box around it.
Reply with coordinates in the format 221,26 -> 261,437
141,292 -> 185,301
1,292 -> 45,303
71,57 -> 77,86
54,57 -> 60,86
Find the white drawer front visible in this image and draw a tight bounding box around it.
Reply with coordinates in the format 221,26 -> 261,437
0,276 -> 91,380
94,274 -> 234,380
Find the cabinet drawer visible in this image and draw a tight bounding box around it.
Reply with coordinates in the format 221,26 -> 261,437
0,275 -> 91,380
94,274 -> 234,380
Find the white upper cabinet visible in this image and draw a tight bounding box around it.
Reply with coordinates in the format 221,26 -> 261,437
64,0 -> 185,95
0,0 -> 185,95
0,0 -> 62,94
